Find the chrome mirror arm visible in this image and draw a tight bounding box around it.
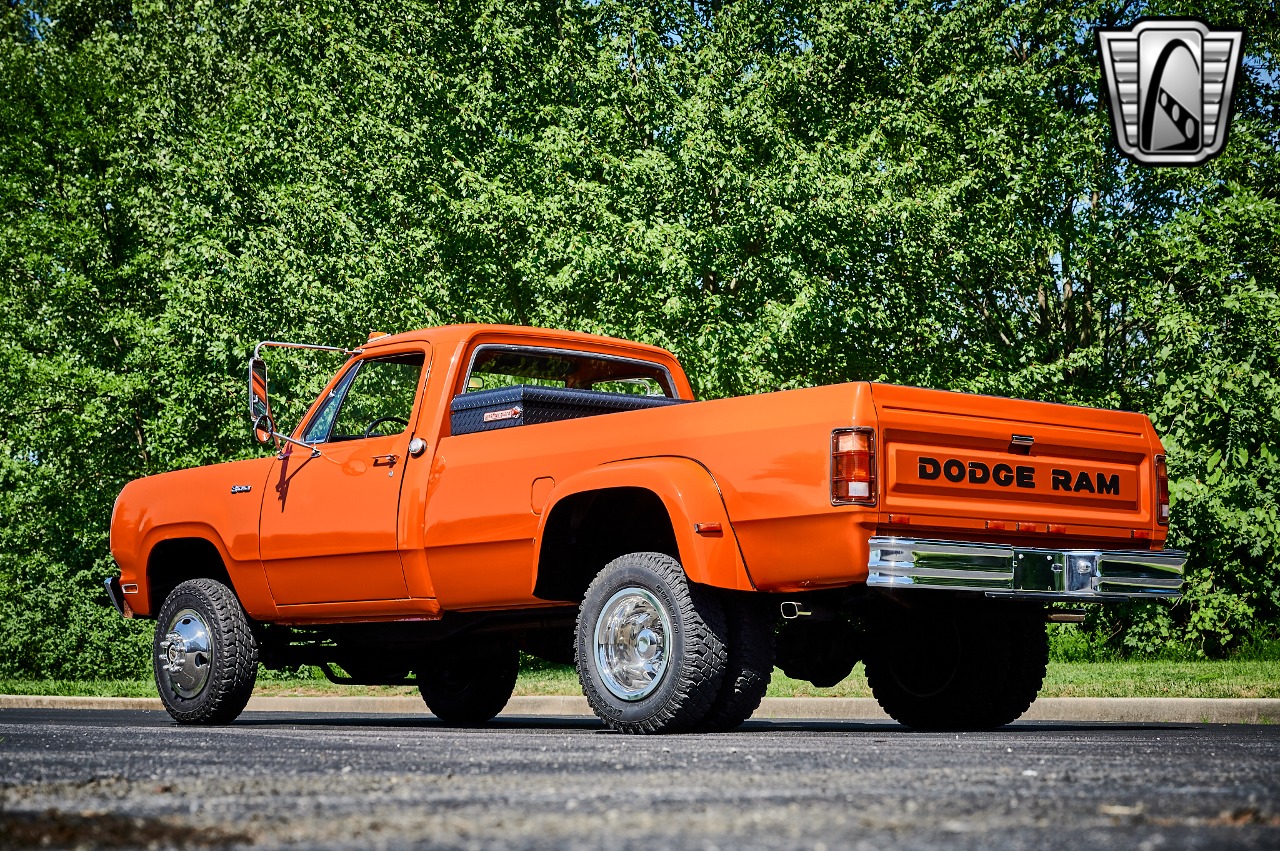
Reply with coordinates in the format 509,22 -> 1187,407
253,340 -> 363,359
272,431 -> 322,459
249,339 -> 360,457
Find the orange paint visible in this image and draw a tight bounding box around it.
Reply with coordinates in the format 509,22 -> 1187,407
109,324 -> 1174,621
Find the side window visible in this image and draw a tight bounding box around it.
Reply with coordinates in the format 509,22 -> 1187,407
329,353 -> 425,441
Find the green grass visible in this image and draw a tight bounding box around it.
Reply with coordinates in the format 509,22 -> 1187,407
0,679 -> 163,698
4,659 -> 1277,700
512,664 -> 582,696
1041,660 -> 1280,699
762,660 -> 1280,699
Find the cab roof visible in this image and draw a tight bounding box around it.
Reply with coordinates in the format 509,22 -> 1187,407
359,324 -> 678,361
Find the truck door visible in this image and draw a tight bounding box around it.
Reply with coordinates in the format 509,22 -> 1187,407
260,346 -> 430,606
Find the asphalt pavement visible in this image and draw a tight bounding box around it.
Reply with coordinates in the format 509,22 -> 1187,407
2,708 -> 1278,850
5,695 -> 1279,723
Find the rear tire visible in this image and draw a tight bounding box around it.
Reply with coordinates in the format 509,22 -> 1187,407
864,604 -> 1013,730
576,552 -> 727,734
153,578 -> 258,725
417,645 -> 519,725
994,608 -> 1049,723
697,595 -> 775,732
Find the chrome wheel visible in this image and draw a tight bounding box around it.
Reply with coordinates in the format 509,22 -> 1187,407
594,587 -> 671,701
158,608 -> 213,699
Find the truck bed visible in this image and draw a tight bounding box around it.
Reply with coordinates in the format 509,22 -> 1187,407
424,380 -> 1167,600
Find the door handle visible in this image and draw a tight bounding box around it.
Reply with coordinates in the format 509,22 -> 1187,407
372,453 -> 399,467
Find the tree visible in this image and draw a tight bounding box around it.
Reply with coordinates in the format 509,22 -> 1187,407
1,0 -> 1276,677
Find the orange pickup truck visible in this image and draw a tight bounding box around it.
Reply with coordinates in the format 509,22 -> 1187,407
106,324 -> 1185,733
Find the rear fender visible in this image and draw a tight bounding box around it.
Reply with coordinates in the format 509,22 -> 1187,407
534,457 -> 754,591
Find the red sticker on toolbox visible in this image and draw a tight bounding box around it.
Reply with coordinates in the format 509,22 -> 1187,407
483,407 -> 522,423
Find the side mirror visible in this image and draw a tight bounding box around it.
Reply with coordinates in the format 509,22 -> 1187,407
249,357 -> 279,448
252,414 -> 276,446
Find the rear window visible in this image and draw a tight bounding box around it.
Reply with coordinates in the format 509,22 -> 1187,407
464,346 -> 675,398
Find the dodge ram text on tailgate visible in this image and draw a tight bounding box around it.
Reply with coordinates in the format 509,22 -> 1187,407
105,325 -> 1185,732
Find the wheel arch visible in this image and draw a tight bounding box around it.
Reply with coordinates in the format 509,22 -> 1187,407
532,457 -> 754,603
140,525 -> 237,618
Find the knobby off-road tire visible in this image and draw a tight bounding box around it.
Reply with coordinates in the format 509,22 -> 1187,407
576,552 -> 728,734
153,578 -> 258,725
697,595 -> 775,732
417,645 -> 519,725
864,605 -> 1047,730
994,607 -> 1049,723
864,607 -> 1006,731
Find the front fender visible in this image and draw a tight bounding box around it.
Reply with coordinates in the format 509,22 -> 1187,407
133,521 -> 233,615
534,456 -> 755,591
109,460 -> 277,619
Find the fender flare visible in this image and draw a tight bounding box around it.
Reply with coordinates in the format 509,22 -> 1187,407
533,456 -> 755,591
135,522 -> 275,619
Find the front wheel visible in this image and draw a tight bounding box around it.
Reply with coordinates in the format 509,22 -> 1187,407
417,645 -> 519,725
575,552 -> 728,734
153,578 -> 258,725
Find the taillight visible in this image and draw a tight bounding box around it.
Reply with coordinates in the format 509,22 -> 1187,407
1154,454 -> 1170,525
832,428 -> 876,506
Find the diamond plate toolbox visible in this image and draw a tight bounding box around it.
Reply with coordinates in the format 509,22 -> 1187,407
450,385 -> 687,436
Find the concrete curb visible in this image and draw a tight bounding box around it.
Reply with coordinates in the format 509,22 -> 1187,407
3,694 -> 1278,724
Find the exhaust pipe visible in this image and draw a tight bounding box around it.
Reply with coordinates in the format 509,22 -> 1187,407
780,601 -> 809,620
1047,610 -> 1087,624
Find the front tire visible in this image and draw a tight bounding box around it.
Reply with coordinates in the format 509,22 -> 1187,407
153,578 -> 258,725
576,552 -> 728,734
417,645 -> 519,725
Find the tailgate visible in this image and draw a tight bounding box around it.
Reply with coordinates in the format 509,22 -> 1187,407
872,384 -> 1157,536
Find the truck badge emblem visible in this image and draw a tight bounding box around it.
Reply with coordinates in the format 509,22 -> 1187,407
230,485 -> 252,494
1097,18 -> 1244,166
483,407 -> 522,423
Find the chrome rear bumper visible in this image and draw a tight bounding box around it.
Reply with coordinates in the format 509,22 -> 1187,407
867,537 -> 1185,601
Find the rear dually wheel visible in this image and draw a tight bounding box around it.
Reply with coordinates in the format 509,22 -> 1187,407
575,552 -> 728,734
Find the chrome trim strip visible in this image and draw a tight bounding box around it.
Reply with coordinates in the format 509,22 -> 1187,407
872,539 -> 1012,561
867,536 -> 1186,600
870,567 -> 1015,583
985,589 -> 1182,602
1097,577 -> 1185,590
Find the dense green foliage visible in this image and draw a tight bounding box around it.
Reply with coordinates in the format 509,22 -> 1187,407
1,0 -> 1277,678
